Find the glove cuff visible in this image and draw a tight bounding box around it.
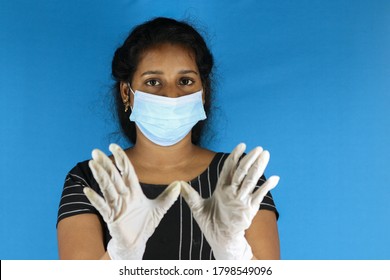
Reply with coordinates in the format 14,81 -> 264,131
212,238 -> 253,260
107,239 -> 145,260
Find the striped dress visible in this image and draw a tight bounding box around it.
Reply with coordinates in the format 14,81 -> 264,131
57,152 -> 278,260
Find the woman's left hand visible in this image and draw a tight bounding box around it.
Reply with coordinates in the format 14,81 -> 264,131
180,143 -> 279,260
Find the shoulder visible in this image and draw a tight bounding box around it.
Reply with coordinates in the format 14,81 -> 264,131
65,160 -> 94,187
57,160 -> 100,226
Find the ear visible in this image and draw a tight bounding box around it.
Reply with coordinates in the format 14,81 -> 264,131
121,82 -> 135,108
120,82 -> 130,102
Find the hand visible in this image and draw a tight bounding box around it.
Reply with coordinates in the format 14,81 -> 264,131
180,143 -> 279,260
83,144 -> 181,260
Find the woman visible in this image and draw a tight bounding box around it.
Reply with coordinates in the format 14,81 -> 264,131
57,17 -> 280,260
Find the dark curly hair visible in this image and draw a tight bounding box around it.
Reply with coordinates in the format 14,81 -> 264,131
111,17 -> 215,145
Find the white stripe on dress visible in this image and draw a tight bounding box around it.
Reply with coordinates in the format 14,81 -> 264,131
179,195 -> 183,260
211,154 -> 226,259
63,184 -> 83,190
58,201 -> 92,210
61,193 -> 87,200
57,209 -> 91,220
216,153 -> 227,179
260,202 -> 276,209
68,173 -> 91,188
206,166 -> 213,260
197,176 -> 204,259
188,181 -> 193,260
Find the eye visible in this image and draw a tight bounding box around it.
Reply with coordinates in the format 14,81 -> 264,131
179,78 -> 194,86
145,79 -> 161,87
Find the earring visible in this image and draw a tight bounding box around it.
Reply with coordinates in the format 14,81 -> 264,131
123,96 -> 131,112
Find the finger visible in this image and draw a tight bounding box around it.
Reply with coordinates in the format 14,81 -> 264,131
252,176 -> 279,207
179,181 -> 203,211
238,150 -> 269,198
231,146 -> 263,188
155,181 -> 181,211
92,148 -> 128,196
83,187 -> 111,222
109,143 -> 142,196
218,143 -> 246,187
88,159 -> 119,205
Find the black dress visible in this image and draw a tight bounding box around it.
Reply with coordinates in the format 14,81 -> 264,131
57,152 -> 278,259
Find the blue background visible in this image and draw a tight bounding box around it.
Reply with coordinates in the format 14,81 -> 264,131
0,0 -> 389,259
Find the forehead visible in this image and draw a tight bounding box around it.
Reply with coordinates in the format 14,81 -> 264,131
137,43 -> 197,70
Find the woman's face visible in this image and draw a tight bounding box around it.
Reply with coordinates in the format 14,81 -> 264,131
122,43 -> 203,103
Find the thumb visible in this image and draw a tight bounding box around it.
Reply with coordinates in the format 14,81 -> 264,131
252,176 -> 280,207
155,181 -> 181,210
83,187 -> 111,222
180,181 -> 203,210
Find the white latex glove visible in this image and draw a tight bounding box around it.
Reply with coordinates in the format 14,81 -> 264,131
180,143 -> 279,260
83,144 -> 181,260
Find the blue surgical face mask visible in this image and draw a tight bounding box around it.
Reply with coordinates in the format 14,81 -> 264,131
128,87 -> 207,146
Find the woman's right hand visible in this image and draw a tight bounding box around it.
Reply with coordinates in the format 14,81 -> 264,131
83,144 -> 181,260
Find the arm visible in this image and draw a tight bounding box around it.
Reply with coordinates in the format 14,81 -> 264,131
57,214 -> 110,260
246,210 -> 280,260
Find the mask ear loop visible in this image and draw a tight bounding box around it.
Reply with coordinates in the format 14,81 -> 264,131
126,82 -> 135,111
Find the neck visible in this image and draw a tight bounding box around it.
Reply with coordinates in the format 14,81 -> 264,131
127,130 -> 199,169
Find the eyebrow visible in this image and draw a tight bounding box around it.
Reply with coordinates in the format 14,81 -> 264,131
179,70 -> 198,75
141,70 -> 198,76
